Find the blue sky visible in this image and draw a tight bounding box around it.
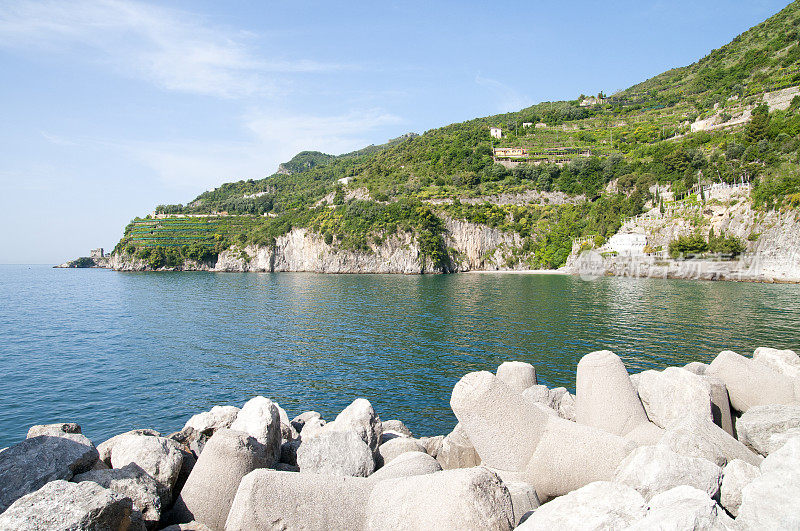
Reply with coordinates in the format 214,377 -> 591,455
0,0 -> 791,263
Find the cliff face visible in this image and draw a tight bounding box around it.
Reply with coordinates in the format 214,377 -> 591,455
565,188 -> 800,282
108,219 -> 528,274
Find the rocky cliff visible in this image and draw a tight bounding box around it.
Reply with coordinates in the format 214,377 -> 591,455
108,217 -> 530,274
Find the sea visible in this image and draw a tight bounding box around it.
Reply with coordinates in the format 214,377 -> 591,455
1,264 -> 799,447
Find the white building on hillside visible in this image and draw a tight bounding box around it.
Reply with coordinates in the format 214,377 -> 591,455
489,126 -> 502,139
606,233 -> 647,256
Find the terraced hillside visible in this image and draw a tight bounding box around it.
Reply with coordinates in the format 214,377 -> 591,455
114,1 -> 800,272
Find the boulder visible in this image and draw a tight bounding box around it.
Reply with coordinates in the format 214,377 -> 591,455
720,459 -> 761,517
0,480 -> 137,530
575,350 -> 656,437
418,434 -> 444,459
365,467 -> 514,530
0,434 -> 98,513
376,437 -> 425,467
368,451 -> 442,481
766,427 -> 800,454
73,462 -> 162,528
737,470 -> 800,529
496,361 -> 537,393
760,435 -> 800,474
276,403 -> 298,442
627,485 -> 736,530
296,429 -> 375,477
753,347 -> 800,379
300,416 -> 327,439
436,423 -> 480,469
161,522 -> 212,531
684,361 -> 709,375
706,350 -> 796,412
109,433 -> 185,501
636,367 -> 713,429
290,410 -> 321,433
97,429 -> 161,464
26,423 -> 82,438
184,406 -> 240,434
659,416 -> 761,467
553,388 -> 576,421
381,419 -> 413,439
516,481 -> 646,530
170,429 -> 269,530
229,396 -> 281,464
225,470 -> 373,530
613,445 -> 723,501
736,404 -> 800,455
521,384 -> 558,410
324,398 -> 383,456
279,439 -> 301,466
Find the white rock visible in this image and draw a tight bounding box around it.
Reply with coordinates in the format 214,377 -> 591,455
296,429 -> 375,477
0,433 -> 98,512
0,480 -> 137,530
504,481 -> 540,527
376,437 -> 425,467
365,467 -> 514,530
418,434 -> 444,459
170,429 -> 270,531
324,398 -> 382,456
659,416 -> 761,467
702,374 -> 735,436
760,436 -> 800,475
720,459 -> 761,517
109,434 -> 185,501
229,396 -> 281,464
767,427 -> 800,454
368,451 -> 441,481
275,403 -> 298,442
381,419 -> 413,439
436,422 -> 481,469
736,404 -> 800,455
290,411 -> 321,433
26,423 -> 82,438
637,368 -> 713,429
737,470 -> 800,529
628,485 -> 736,530
516,481 -> 645,530
299,416 -> 327,439
184,406 -> 240,434
97,429 -> 160,464
522,384 -> 558,410
614,445 -> 723,501
225,470 -> 373,530
496,361 -> 537,393
74,462 -> 163,527
684,362 -> 709,375
753,347 -> 800,379
554,388 -> 577,421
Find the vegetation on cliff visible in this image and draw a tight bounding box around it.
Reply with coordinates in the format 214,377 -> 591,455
117,1 -> 800,271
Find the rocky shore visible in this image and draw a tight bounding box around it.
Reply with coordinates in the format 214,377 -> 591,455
1,347 -> 799,530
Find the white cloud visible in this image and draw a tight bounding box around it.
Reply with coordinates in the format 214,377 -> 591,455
475,74 -> 533,113
0,0 -> 345,98
123,108 -> 403,191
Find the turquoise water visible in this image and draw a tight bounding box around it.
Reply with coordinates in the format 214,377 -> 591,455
1,265 -> 799,447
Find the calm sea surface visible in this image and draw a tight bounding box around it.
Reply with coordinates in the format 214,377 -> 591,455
1,265 -> 799,447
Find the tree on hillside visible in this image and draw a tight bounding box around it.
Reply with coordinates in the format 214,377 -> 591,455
745,104 -> 770,144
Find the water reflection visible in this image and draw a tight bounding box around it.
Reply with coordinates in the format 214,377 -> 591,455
0,266 -> 798,446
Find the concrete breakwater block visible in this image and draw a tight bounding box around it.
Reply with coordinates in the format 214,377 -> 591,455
576,350 -> 662,443
451,369 -> 635,501
170,429 -> 270,530
496,361 -> 537,393
707,350 -> 796,412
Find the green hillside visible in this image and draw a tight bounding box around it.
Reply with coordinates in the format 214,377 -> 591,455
116,1 -> 800,270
